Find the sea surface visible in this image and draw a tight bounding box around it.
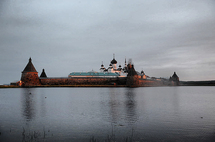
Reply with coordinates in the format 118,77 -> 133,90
0,87 -> 215,142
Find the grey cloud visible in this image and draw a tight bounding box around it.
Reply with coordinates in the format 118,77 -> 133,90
1,0 -> 215,84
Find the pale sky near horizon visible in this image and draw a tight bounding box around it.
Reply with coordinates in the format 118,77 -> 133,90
1,0 -> 215,84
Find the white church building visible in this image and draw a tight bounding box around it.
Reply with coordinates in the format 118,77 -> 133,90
69,54 -> 129,78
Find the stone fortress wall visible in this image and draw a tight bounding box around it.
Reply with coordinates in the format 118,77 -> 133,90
39,77 -> 126,86
18,58 -> 179,87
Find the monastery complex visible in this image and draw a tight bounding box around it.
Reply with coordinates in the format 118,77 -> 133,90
14,55 -> 179,87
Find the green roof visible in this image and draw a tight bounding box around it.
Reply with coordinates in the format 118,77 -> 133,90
69,72 -> 119,76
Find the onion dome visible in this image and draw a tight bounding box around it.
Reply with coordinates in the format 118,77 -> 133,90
100,61 -> 104,67
111,58 -> 117,64
118,64 -> 122,71
111,54 -> 117,64
108,63 -> 113,69
100,62 -> 105,70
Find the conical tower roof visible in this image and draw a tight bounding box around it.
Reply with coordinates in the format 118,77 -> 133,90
40,69 -> 47,78
172,72 -> 178,78
22,58 -> 37,73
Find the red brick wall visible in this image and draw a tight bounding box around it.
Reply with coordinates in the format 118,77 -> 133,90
138,79 -> 174,86
39,77 -> 122,85
126,75 -> 139,87
21,72 -> 41,86
20,73 -> 175,87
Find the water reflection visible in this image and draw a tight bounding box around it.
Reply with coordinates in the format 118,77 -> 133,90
108,88 -> 122,124
106,88 -> 138,126
39,89 -> 47,118
3,87 -> 213,141
21,88 -> 36,121
124,88 -> 137,125
172,87 -> 179,115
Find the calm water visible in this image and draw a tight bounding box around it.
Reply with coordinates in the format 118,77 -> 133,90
0,87 -> 215,142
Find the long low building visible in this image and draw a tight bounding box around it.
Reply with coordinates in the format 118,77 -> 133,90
68,71 -> 120,78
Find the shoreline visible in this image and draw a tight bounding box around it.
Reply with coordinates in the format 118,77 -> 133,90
0,85 -> 128,88
1,82 -> 215,88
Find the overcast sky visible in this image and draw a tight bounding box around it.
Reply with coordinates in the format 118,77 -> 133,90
1,0 -> 215,84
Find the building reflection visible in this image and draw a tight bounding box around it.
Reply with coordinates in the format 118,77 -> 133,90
107,88 -> 138,124
108,88 -> 119,124
106,88 -> 137,140
107,88 -> 138,125
21,88 -> 36,121
124,88 -> 137,126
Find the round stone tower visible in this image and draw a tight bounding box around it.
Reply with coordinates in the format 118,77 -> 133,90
21,58 -> 40,86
